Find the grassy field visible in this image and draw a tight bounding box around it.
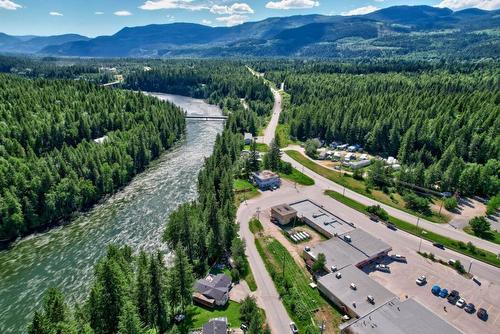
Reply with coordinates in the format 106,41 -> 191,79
234,179 -> 260,205
244,143 -> 269,152
280,167 -> 315,186
186,301 -> 241,329
254,234 -> 342,332
249,218 -> 264,234
464,226 -> 500,245
326,190 -> 500,268
285,150 -> 448,224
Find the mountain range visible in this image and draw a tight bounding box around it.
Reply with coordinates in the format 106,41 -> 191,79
1,5 -> 499,58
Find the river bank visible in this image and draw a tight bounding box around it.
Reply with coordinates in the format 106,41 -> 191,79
0,93 -> 223,333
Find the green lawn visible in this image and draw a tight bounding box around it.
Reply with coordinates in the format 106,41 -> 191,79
464,226 -> 500,245
187,301 -> 242,329
280,167 -> 315,186
234,179 -> 260,205
326,190 -> 500,268
244,143 -> 269,152
249,218 -> 264,234
285,150 -> 448,224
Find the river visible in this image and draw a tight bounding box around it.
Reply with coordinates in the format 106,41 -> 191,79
0,93 -> 223,333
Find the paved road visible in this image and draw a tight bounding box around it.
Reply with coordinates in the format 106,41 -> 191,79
257,87 -> 282,146
238,206 -> 293,334
281,150 -> 500,256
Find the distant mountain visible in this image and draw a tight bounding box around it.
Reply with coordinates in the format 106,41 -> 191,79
2,5 -> 499,58
0,34 -> 89,54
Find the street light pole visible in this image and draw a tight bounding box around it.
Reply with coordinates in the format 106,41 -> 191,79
468,261 -> 472,274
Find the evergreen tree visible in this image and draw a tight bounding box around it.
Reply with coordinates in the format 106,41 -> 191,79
117,302 -> 144,334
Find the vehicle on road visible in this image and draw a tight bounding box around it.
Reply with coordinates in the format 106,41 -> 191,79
290,322 -> 299,334
433,243 -> 445,250
375,264 -> 390,272
416,275 -> 427,286
439,288 -> 449,298
456,298 -> 466,308
369,214 -> 379,222
391,254 -> 407,262
240,323 -> 248,331
465,303 -> 476,314
431,284 -> 441,295
477,308 -> 488,321
386,223 -> 397,230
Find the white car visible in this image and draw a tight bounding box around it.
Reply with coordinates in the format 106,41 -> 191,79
416,275 -> 427,285
456,298 -> 466,308
375,264 -> 390,272
290,322 -> 299,334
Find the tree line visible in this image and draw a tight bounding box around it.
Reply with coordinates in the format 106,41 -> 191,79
0,74 -> 185,242
267,64 -> 499,196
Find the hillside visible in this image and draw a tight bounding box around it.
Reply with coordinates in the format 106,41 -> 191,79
0,34 -> 89,54
1,5 -> 499,58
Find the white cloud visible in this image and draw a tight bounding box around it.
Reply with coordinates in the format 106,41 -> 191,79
436,0 -> 500,10
216,14 -> 247,26
341,5 -> 379,16
265,0 -> 319,10
95,11 -> 104,15
0,0 -> 22,10
49,11 -> 63,16
140,0 -> 207,11
210,3 -> 254,15
114,10 -> 132,16
202,19 -> 212,25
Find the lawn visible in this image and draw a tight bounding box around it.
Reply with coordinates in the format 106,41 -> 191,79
326,190 -> 500,268
280,167 -> 315,186
234,179 -> 260,205
187,301 -> 242,329
244,143 -> 269,152
285,150 -> 448,224
254,233 -> 342,332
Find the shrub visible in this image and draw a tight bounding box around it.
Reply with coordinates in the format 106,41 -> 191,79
429,253 -> 435,260
353,169 -> 363,180
469,216 -> 490,237
403,192 -> 432,216
444,197 -> 458,211
231,268 -> 240,282
467,241 -> 477,254
366,205 -> 389,221
486,195 -> 500,215
279,161 -> 293,174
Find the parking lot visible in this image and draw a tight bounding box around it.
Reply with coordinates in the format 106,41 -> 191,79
366,251 -> 500,334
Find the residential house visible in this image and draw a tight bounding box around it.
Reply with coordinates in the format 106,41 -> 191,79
193,274 -> 232,308
202,317 -> 228,334
252,170 -> 281,190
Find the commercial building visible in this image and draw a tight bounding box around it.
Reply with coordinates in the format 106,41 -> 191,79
244,132 -> 253,145
252,170 -> 281,190
289,199 -> 355,238
341,298 -> 463,334
270,204 -> 297,225
318,265 -> 397,318
348,160 -> 371,170
304,229 -> 392,272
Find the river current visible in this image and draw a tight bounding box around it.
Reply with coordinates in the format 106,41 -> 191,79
0,93 -> 223,333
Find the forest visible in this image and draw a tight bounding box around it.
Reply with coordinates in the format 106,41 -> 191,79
0,74 -> 186,242
26,60 -> 273,334
266,64 -> 500,196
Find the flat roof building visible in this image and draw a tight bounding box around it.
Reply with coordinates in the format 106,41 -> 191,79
318,265 -> 397,319
271,204 -> 297,225
252,170 -> 281,191
304,229 -> 391,271
290,199 -> 355,237
341,298 -> 463,334
244,132 -> 253,145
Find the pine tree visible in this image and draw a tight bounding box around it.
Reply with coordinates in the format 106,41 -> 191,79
135,251 -> 152,326
117,301 -> 144,334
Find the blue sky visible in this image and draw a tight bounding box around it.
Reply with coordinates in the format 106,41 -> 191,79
1,0 -> 499,36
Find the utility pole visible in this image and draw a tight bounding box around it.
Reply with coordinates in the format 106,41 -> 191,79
468,261 -> 472,274
256,206 -> 261,220
343,186 -> 346,197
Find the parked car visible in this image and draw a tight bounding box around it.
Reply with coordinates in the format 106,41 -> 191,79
416,275 -> 427,286
477,308 -> 488,321
465,303 -> 476,314
290,322 -> 299,334
456,298 -> 466,308
447,290 -> 460,304
439,288 -> 449,298
431,284 -> 441,295
240,323 -> 248,331
433,243 -> 445,250
391,254 -> 407,262
375,264 -> 390,272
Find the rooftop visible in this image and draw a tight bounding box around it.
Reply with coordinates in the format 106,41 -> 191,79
271,204 -> 297,216
342,298 -> 463,334
253,170 -> 279,180
202,317 -> 228,334
307,237 -> 368,271
339,229 -> 391,260
195,274 -> 231,301
290,199 -> 355,237
318,266 -> 397,318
